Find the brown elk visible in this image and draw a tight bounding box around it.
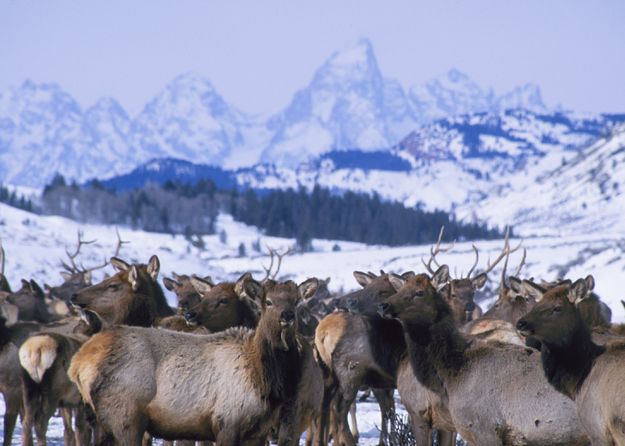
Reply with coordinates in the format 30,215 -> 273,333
182,274 -> 260,331
379,266 -> 588,445
163,272 -> 212,313
19,332 -> 92,446
0,315 -> 41,446
315,271 -> 405,446
7,279 -> 53,323
68,276 -> 321,445
69,255 -> 174,326
515,278 -> 625,445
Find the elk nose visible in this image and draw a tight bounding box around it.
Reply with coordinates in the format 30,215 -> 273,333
346,298 -> 358,310
332,298 -> 346,311
516,319 -> 530,333
70,294 -> 86,308
184,311 -> 198,323
378,302 -> 390,313
465,302 -> 476,312
281,310 -> 295,324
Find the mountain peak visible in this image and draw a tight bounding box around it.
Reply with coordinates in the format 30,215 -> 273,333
497,83 -> 546,112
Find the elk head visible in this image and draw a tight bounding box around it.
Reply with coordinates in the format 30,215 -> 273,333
378,265 -> 450,325
257,277 -> 319,350
70,255 -> 163,326
334,271 -> 399,317
45,271 -> 92,303
515,277 -> 593,349
163,273 -> 210,313
183,274 -> 259,331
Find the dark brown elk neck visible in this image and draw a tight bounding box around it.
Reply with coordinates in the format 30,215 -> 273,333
365,316 -> 406,381
248,315 -> 302,404
402,310 -> 469,396
539,320 -> 605,400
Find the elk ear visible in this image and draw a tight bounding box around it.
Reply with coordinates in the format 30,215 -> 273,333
471,273 -> 487,290
59,271 -> 72,281
111,257 -> 130,272
431,265 -> 450,290
234,272 -> 253,298
147,256 -> 160,280
162,277 -> 180,292
21,279 -> 31,291
353,271 -> 373,288
29,280 -> 45,299
128,266 -> 140,291
298,278 -> 319,301
325,277 -> 331,284
509,276 -> 523,294
621,300 -> 625,311
83,271 -> 92,285
584,275 -> 595,292
521,280 -> 545,302
569,279 -> 588,305
388,274 -> 407,292
243,278 -> 265,304
401,271 -> 416,279
190,276 -> 213,295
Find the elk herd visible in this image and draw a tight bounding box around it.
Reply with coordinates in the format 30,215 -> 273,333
1,228 -> 625,446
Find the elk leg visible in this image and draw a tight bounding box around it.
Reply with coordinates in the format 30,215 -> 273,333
3,393 -> 20,446
61,407 -> 76,446
74,403 -> 92,446
349,401 -> 359,440
373,388 -> 395,446
33,412 -> 50,446
438,430 -> 457,446
21,399 -> 34,446
333,389 -> 358,446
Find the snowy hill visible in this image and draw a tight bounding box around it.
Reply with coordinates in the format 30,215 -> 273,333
1,201 -> 625,321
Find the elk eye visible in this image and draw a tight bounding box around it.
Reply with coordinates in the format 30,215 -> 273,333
413,291 -> 424,299
265,299 -> 273,307
552,306 -> 562,314
218,299 -> 229,306
108,284 -> 120,290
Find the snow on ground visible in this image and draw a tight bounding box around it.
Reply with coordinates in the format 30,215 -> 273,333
2,202 -> 625,442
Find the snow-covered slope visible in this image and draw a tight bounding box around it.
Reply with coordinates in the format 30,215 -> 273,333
1,202 -> 625,321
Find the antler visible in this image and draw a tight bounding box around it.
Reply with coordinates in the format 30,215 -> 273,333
61,229 -> 129,274
82,229 -> 130,274
0,238 -> 5,276
513,248 -> 527,277
262,245 -> 293,281
61,230 -> 96,273
421,226 -> 455,274
465,244 -> 479,278
479,227 -> 522,277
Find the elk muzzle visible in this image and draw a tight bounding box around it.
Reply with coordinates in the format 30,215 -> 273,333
377,302 -> 393,318
515,319 -> 533,337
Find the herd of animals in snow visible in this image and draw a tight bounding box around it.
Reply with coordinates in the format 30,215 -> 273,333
2,210 -> 625,446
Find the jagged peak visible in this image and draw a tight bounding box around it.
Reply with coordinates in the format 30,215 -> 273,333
311,38 -> 382,86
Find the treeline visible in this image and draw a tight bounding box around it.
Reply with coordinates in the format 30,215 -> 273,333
38,174 -> 501,246
231,186 -> 501,247
42,175 -> 220,236
0,184 -> 36,212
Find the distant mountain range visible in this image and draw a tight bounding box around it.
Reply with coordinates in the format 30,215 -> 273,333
1,38 -> 554,188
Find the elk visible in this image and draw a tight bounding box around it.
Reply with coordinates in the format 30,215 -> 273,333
7,279 -> 53,323
162,272 -> 210,313
68,276 -> 321,445
69,255 -> 173,326
379,267 -> 588,446
315,271 -> 405,446
421,227 -> 518,324
182,274 -> 260,331
19,331 -> 92,446
0,315 -> 41,446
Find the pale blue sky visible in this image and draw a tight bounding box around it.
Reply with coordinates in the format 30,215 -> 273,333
1,0 -> 623,115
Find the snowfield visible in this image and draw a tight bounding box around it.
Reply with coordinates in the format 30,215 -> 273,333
2,201 -> 625,444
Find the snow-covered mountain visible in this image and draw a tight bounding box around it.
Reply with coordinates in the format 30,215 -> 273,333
0,39 -> 564,187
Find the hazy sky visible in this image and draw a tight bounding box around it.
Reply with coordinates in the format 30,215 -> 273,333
1,0 -> 624,115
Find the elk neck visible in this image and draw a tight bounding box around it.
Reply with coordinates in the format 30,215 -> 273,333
539,318 -> 605,400
402,301 -> 468,396
248,312 -> 302,404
